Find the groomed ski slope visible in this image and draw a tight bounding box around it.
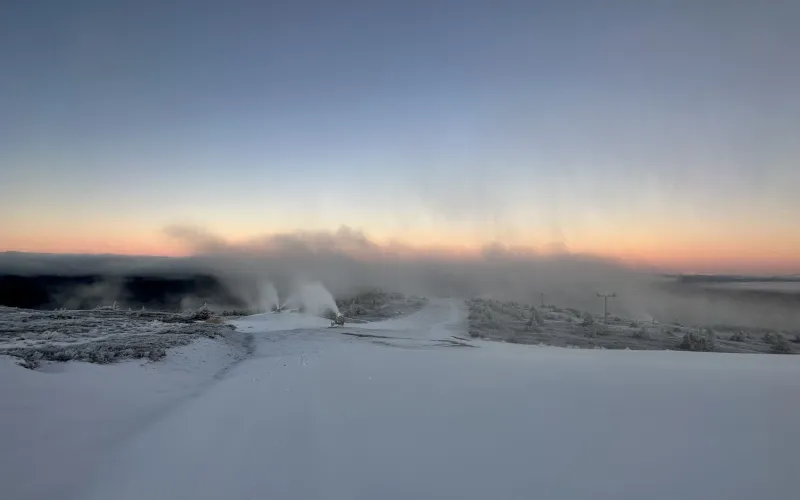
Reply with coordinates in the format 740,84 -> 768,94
0,337 -> 244,500
72,299 -> 799,500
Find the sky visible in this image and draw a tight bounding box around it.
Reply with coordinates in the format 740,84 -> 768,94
1,1 -> 799,273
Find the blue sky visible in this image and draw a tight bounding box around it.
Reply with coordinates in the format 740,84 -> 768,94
1,1 -> 799,271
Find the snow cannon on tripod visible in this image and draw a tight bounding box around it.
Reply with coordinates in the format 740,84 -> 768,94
330,312 -> 345,327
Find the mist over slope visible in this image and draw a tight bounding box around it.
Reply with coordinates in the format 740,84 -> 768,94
1,226 -> 798,329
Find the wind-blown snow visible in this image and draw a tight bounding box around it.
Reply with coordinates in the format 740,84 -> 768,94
283,281 -> 340,316
2,299 -> 799,500
257,281 -> 280,312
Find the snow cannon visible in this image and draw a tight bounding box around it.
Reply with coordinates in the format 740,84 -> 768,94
330,312 -> 345,327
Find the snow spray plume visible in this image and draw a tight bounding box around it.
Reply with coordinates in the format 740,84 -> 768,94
259,282 -> 280,312
283,281 -> 340,317
3,226 -> 798,329
156,225 -> 800,330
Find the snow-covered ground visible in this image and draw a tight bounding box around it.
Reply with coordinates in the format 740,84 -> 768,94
3,299 -> 800,500
0,338 -> 243,500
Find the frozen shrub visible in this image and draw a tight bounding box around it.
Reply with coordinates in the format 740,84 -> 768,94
580,313 -> 594,327
499,301 -> 526,321
678,332 -> 702,351
706,329 -> 716,351
730,331 -> 747,342
147,349 -> 165,361
678,329 -> 715,352
770,338 -> 791,354
524,318 -> 541,332
18,351 -> 44,369
632,329 -> 649,340
1,314 -> 230,369
190,304 -> 213,321
766,333 -> 792,354
585,324 -> 604,338
337,290 -> 427,320
529,307 -> 544,326
221,309 -> 254,317
762,332 -> 779,345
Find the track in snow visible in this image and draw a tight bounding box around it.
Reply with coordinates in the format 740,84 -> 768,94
73,298 -> 800,500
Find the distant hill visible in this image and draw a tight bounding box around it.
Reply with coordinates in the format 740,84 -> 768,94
668,274 -> 800,284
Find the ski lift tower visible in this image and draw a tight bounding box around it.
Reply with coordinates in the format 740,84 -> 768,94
596,292 -> 617,324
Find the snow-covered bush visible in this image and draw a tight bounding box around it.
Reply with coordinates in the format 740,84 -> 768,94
337,291 -> 426,320
765,333 -> 792,354
678,329 -> 715,352
529,307 -> 544,326
584,324 -> 605,338
0,308 -> 232,369
706,329 -> 716,351
186,304 -> 213,321
729,331 -> 747,342
524,317 -> 541,332
221,309 -> 254,317
762,332 -> 778,345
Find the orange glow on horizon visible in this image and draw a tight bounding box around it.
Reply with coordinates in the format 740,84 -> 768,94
1,236 -> 189,258
2,227 -> 799,274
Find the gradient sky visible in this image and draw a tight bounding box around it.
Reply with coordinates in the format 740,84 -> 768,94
2,1 -> 799,273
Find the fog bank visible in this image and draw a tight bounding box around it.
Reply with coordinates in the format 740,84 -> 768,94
1,226 -> 798,329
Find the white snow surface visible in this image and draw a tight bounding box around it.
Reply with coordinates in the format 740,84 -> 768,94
3,299 -> 800,500
0,338 -> 241,500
